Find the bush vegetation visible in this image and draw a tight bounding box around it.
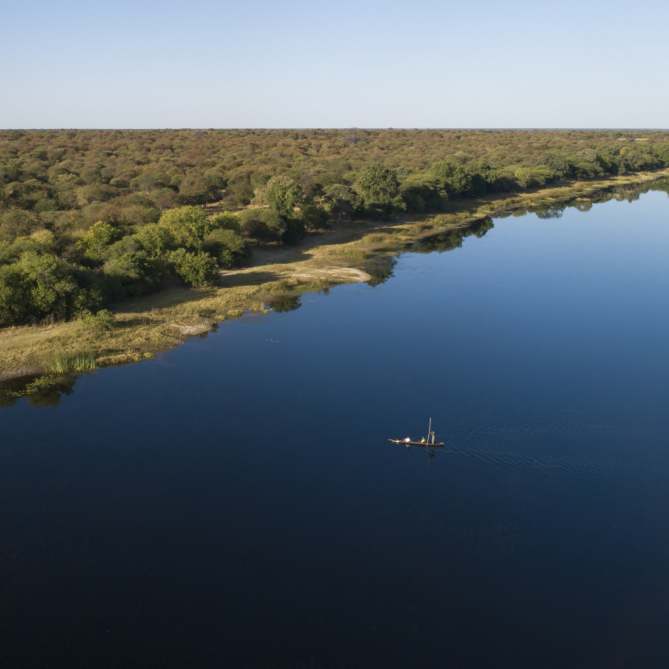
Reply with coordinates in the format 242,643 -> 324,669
79,308 -> 115,331
1,128 -> 668,326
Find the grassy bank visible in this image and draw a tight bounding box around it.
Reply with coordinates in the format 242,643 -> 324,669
2,168 -> 667,382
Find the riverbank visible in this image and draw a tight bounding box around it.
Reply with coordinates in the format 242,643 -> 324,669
2,168 -> 668,381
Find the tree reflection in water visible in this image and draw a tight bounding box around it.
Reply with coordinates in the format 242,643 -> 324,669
0,374 -> 78,409
416,216 -> 495,254
269,295 -> 302,313
365,256 -> 397,287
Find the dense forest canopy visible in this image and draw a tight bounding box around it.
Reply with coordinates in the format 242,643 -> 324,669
2,129 -> 669,327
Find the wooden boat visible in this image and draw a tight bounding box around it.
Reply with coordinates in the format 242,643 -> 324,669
388,418 -> 444,447
388,439 -> 445,447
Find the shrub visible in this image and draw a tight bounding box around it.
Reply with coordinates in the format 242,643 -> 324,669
299,204 -> 330,231
0,254 -> 99,325
204,229 -> 251,269
281,216 -> 307,245
238,208 -> 286,243
102,253 -> 164,299
79,308 -> 115,331
362,195 -> 406,220
168,249 -> 218,287
210,211 -> 242,234
514,167 -> 554,189
399,175 -> 448,213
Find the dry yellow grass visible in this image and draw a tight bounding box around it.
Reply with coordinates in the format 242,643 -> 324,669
1,169 -> 667,380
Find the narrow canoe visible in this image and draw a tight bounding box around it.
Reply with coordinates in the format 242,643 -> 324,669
388,439 -> 445,447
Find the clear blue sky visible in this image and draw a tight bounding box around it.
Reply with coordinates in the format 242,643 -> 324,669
2,0 -> 667,129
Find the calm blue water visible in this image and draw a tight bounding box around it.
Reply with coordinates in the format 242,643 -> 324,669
3,186 -> 669,668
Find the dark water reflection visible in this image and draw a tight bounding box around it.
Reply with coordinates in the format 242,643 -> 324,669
3,180 -> 669,668
0,372 -> 78,409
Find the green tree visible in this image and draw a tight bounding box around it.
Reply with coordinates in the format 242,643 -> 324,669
238,209 -> 286,243
357,164 -> 400,203
204,229 -> 251,268
0,262 -> 31,324
537,153 -> 573,179
177,172 -> 220,205
102,253 -> 164,299
169,249 -> 218,287
429,161 -> 472,196
252,176 -> 300,206
135,223 -> 176,259
657,145 -> 669,166
280,216 -> 307,245
158,206 -> 211,250
0,210 -> 40,243
225,174 -> 254,207
0,254 -> 96,325
299,204 -> 330,230
324,184 -> 362,223
266,183 -> 303,216
131,171 -> 169,193
210,211 -> 242,234
399,175 -> 447,213
356,165 -> 405,219
514,167 -> 553,189
77,221 -> 121,261
464,162 -> 499,195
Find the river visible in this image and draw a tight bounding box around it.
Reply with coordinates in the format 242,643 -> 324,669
2,182 -> 669,668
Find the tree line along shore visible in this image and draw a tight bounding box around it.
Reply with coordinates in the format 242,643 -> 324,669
1,129 -> 669,377
1,165 -> 667,395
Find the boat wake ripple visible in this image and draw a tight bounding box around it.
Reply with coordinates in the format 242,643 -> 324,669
422,418 -> 669,493
439,419 -> 618,444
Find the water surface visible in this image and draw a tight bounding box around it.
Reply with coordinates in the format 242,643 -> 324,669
3,183 -> 669,668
